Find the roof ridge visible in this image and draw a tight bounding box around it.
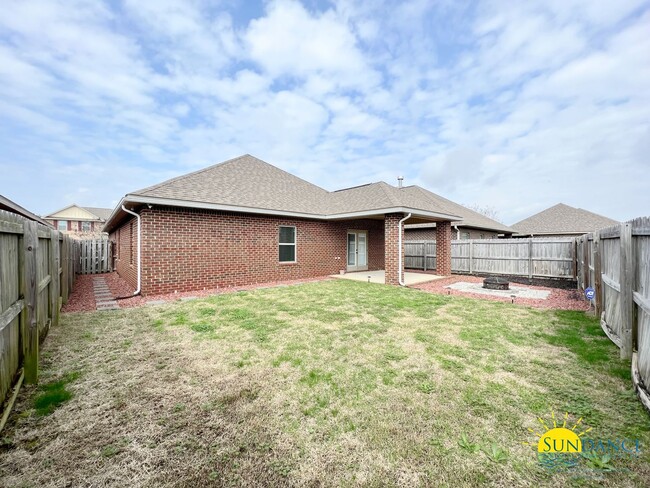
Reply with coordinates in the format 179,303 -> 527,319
331,183 -> 374,193
132,154 -> 252,196
376,181 -> 401,207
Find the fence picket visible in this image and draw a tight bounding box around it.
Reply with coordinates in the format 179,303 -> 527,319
1,211 -> 78,426
405,237 -> 576,279
77,237 -> 111,275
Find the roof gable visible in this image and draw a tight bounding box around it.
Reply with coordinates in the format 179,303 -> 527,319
44,204 -> 103,221
511,203 -> 619,235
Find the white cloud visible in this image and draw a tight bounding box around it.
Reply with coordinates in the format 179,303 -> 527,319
244,0 -> 380,91
0,0 -> 648,224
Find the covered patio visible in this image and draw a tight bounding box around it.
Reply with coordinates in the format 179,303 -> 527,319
332,269 -> 444,286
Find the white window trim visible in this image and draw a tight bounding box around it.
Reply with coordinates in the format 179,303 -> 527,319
81,221 -> 92,231
279,225 -> 297,263
58,220 -> 67,231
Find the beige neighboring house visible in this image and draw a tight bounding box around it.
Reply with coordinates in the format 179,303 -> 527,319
511,203 -> 619,238
405,191 -> 515,241
43,204 -> 112,235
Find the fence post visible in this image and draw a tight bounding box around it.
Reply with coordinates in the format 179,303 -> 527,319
49,229 -> 60,328
469,241 -> 474,274
60,236 -> 68,304
422,243 -> 427,271
582,234 -> 591,288
571,238 -> 577,281
528,238 -> 533,279
620,222 -> 633,360
593,232 -> 602,317
21,220 -> 38,384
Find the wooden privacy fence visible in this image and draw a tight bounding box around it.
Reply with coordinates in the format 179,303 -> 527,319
576,217 -> 650,412
405,238 -> 576,279
79,237 -> 112,274
0,210 -> 77,430
404,241 -> 437,271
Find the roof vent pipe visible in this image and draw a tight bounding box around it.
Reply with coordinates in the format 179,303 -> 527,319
397,176 -> 404,188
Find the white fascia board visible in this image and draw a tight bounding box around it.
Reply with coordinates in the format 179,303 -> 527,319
125,194 -> 325,219
104,195 -> 463,230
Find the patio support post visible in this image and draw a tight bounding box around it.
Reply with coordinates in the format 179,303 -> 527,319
436,221 -> 452,276
385,213 -> 405,285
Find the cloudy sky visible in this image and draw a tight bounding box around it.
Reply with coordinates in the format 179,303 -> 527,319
1,0 -> 648,224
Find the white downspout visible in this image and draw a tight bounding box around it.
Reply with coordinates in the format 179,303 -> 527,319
121,205 -> 141,296
398,213 -> 412,286
454,225 -> 460,239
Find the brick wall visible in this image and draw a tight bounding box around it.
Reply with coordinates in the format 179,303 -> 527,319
110,215 -> 138,290
405,228 -> 438,241
111,207 -> 385,295
384,213 -> 405,286
435,221 -> 452,276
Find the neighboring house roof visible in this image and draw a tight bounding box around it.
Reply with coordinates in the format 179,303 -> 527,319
104,154 -> 464,232
404,187 -> 515,234
43,204 -> 112,222
81,207 -> 113,221
0,194 -> 51,226
511,203 -> 619,236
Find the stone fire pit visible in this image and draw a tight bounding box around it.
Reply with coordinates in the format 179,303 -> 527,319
483,276 -> 510,290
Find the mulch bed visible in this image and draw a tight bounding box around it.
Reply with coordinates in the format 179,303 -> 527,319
62,272 -> 335,312
411,275 -> 590,310
61,275 -> 96,312
63,272 -> 589,313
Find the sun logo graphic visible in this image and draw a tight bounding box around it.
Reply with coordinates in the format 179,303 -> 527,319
524,411 -> 592,471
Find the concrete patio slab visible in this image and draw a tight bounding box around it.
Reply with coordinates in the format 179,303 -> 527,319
331,270 -> 444,286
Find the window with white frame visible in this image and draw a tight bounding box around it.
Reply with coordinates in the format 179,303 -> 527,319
58,220 -> 67,231
81,221 -> 91,232
279,226 -> 296,262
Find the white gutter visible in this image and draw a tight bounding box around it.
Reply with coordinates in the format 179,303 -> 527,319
398,213 -> 412,286
121,205 -> 141,296
103,194 -> 463,232
454,225 -> 460,239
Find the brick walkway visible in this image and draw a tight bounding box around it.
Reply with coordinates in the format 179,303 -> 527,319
93,276 -> 119,311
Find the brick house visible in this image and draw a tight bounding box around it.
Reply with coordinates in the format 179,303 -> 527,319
43,204 -> 112,235
103,155 -> 462,296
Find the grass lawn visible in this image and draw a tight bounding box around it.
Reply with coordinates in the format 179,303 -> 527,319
1,280 -> 649,487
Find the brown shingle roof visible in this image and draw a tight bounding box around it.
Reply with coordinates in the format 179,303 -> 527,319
511,203 -> 619,236
106,155 -> 464,231
133,155 -> 330,215
82,207 -> 113,221
404,187 -> 516,234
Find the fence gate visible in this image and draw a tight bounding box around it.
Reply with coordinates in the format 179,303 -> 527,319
79,237 -> 112,274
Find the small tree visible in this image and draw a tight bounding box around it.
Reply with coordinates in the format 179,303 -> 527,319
463,203 -> 502,223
